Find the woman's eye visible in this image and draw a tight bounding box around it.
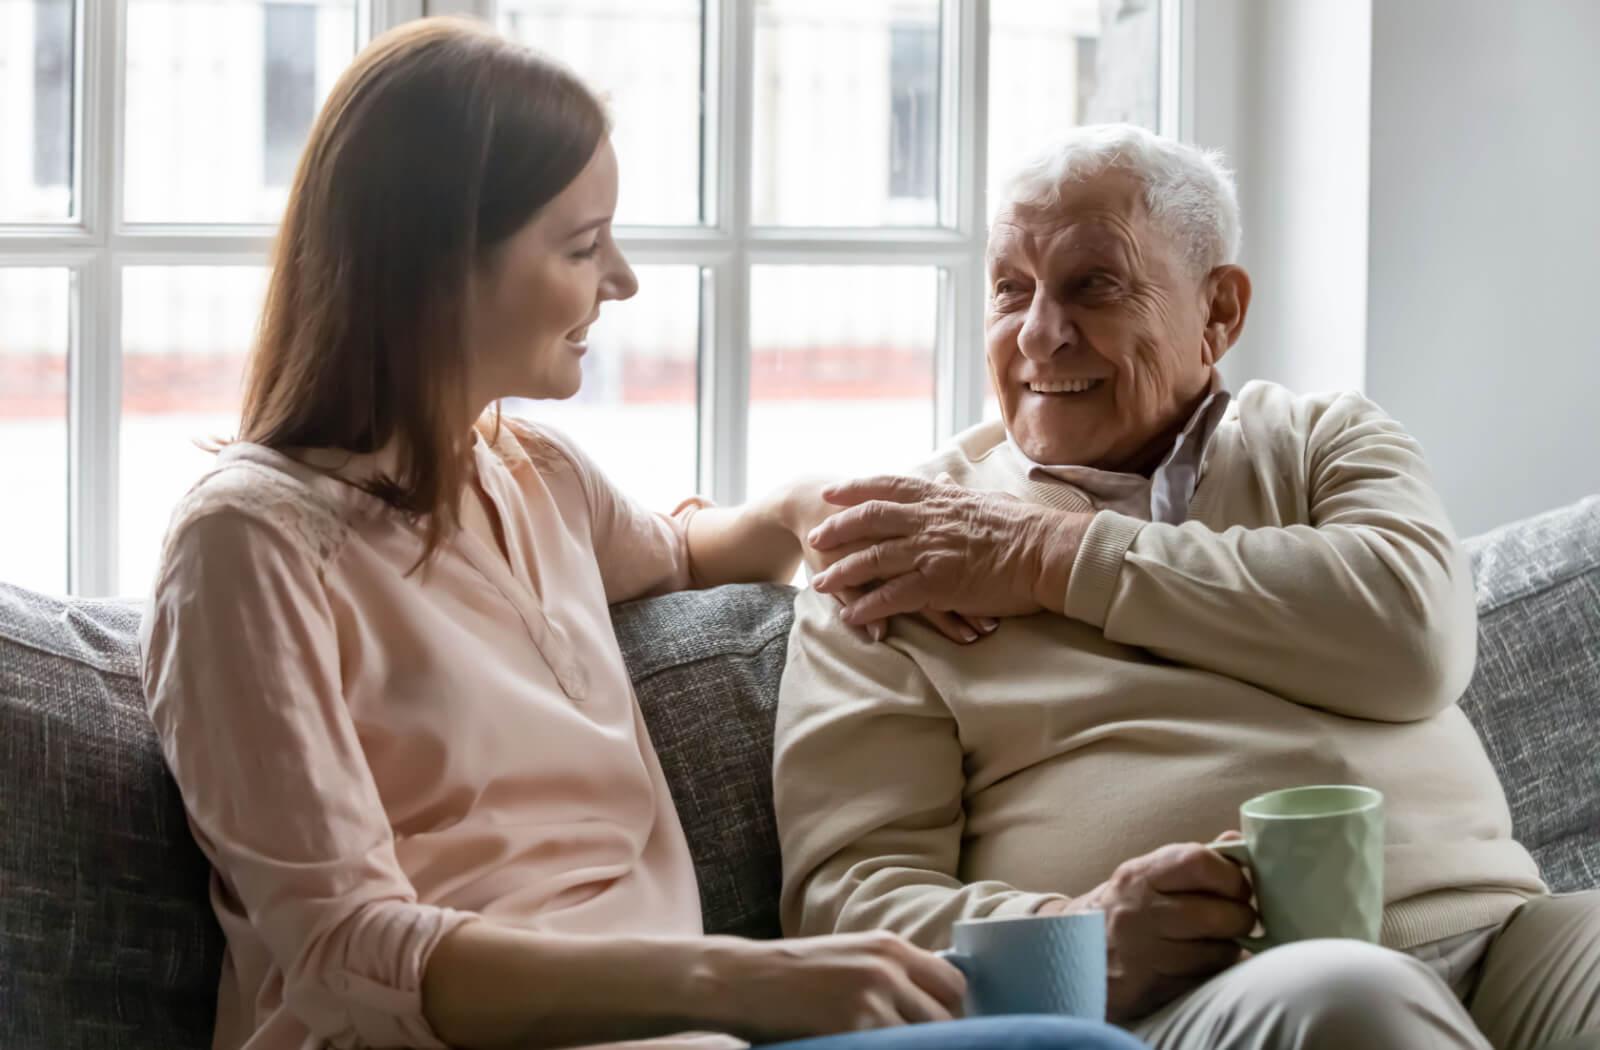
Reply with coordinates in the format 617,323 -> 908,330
572,240 -> 601,260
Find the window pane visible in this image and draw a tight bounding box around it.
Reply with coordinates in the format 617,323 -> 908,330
499,0 -> 704,227
753,0 -> 941,227
747,266 -> 937,496
988,0 -> 1161,205
505,265 -> 700,512
120,266 -> 266,595
124,0 -> 357,223
0,0 -> 76,221
0,268 -> 70,593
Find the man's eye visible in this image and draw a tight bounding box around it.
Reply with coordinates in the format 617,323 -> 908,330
994,280 -> 1023,297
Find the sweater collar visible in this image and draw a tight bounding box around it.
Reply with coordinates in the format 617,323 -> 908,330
1005,372 -> 1231,524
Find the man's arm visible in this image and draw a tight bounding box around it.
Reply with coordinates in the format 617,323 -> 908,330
811,393 -> 1475,724
774,588 -> 1067,947
774,589 -> 1256,1019
1063,393 -> 1477,723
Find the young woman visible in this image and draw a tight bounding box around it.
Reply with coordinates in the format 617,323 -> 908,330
140,17 -> 1145,1050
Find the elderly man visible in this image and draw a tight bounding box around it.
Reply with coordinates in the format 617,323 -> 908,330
774,124 -> 1600,1050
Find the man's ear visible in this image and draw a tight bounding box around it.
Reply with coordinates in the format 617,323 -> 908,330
1200,265 -> 1252,366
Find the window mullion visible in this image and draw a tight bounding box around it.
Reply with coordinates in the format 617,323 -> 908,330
937,0 -> 989,443
702,0 -> 751,505
70,0 -> 123,596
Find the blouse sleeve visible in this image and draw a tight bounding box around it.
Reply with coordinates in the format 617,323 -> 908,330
140,509 -> 479,1049
520,423 -> 707,604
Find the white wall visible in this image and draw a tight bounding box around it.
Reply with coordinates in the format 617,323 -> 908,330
1187,0 -> 1370,396
1366,0 -> 1600,535
1191,0 -> 1597,535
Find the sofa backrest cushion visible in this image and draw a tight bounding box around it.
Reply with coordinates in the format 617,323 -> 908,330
1460,495 -> 1600,893
0,584 -> 222,1050
612,583 -> 795,940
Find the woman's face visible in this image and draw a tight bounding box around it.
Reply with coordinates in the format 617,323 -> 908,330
468,139 -> 637,407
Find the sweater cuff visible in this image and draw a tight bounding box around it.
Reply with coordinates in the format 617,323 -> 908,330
986,892 -> 1072,920
1064,511 -> 1145,628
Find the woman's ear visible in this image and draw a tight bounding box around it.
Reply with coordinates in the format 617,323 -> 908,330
1201,265 -> 1252,365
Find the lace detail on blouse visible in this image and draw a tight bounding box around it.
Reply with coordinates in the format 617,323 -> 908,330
159,451 -> 352,580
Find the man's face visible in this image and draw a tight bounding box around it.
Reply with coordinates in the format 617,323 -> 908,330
985,169 -> 1225,471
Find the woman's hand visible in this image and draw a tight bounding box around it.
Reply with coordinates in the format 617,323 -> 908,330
696,931 -> 966,1042
780,477 -> 998,646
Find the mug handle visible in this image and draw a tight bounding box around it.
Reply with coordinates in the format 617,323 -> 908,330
1205,838 -> 1274,954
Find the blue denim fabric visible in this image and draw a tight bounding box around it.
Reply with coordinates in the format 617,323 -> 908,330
759,1017 -> 1149,1050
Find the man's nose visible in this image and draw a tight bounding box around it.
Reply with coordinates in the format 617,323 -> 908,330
1017,292 -> 1075,362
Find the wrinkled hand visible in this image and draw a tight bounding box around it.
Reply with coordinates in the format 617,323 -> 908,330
807,474 -> 1091,630
1053,842 -> 1256,1023
781,477 -> 996,645
708,930 -> 967,1042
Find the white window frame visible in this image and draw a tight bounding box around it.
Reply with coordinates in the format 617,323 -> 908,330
0,0 -> 421,596
0,0 -> 1179,597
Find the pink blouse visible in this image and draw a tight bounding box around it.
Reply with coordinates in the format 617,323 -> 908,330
140,417 -> 713,1050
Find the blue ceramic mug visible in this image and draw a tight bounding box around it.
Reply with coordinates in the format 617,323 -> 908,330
936,911 -> 1107,1020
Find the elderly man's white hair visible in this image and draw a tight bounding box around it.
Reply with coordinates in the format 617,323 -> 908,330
995,123 -> 1241,277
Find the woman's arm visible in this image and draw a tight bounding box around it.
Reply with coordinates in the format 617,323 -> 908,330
422,923 -> 965,1050
683,481 -> 818,587
142,509 -> 480,1050
514,420 -> 808,597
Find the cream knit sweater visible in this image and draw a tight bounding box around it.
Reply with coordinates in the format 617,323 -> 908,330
774,381 -> 1545,953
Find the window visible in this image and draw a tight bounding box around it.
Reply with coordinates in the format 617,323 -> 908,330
3,0 -> 75,220
888,18 -> 939,202
0,0 -> 1171,597
263,2 -> 319,187
0,269 -> 71,594
124,0 -> 358,223
32,0 -> 74,191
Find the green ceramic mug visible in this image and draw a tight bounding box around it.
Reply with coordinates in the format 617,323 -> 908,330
1206,784 -> 1385,950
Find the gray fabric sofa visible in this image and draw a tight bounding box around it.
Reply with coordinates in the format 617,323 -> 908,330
3,496 -> 1597,1049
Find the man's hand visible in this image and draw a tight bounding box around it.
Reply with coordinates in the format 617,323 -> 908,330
1043,843 -> 1256,1023
807,474 -> 1092,628
779,476 -> 996,645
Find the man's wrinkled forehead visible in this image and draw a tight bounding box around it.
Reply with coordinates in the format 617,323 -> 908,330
987,209 -> 1141,273
987,171 -> 1151,266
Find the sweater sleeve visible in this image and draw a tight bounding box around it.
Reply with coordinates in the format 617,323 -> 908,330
518,423 -> 700,603
1064,391 -> 1477,723
140,510 -> 479,1049
773,588 -> 1067,947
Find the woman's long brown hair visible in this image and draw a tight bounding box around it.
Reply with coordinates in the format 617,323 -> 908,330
239,17 -> 607,561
